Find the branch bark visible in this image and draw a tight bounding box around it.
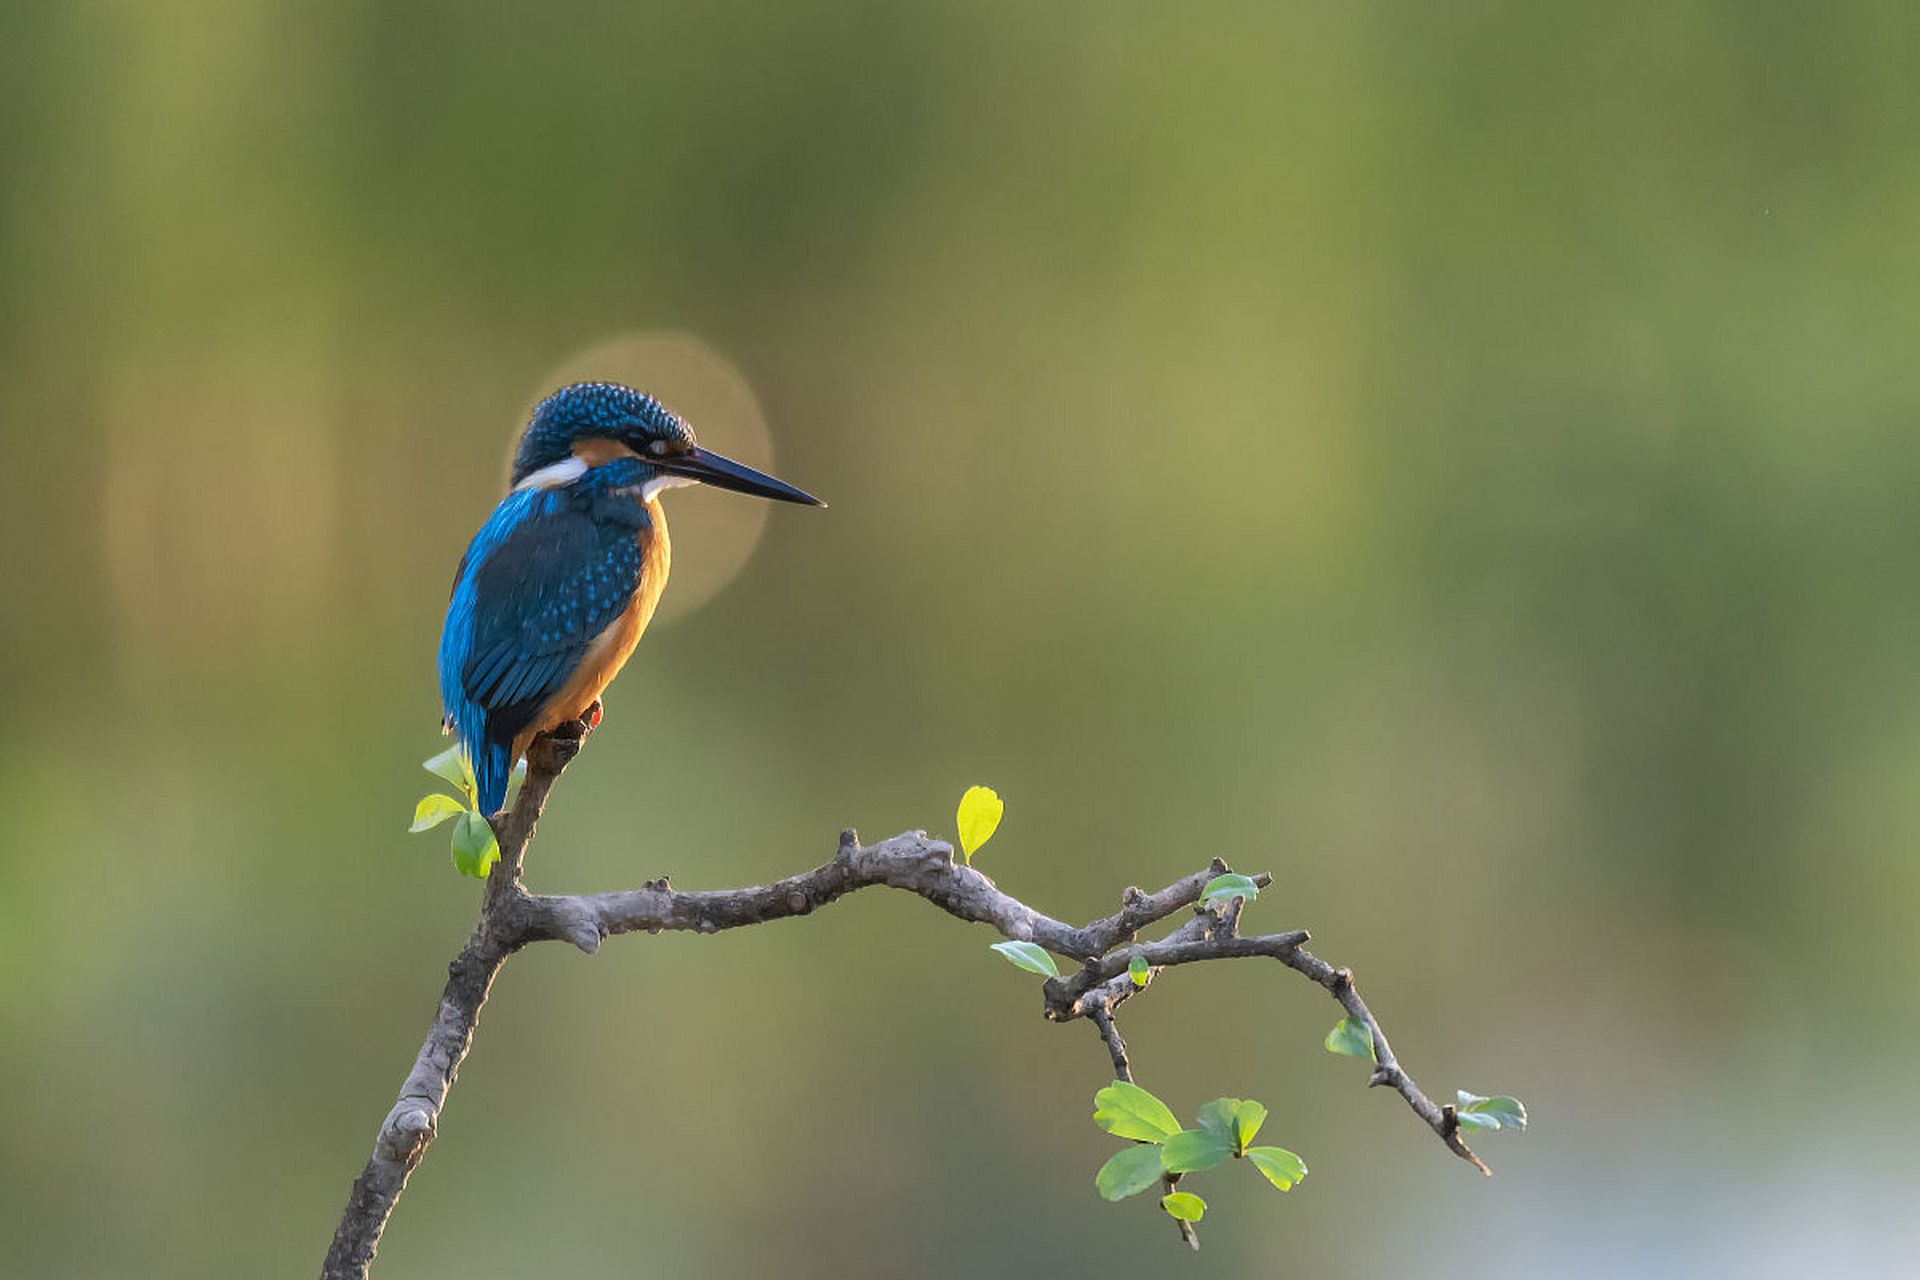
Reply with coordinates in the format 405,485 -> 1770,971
322,721 -> 1486,1278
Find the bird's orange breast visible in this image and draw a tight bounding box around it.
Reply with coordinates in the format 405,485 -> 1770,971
513,499 -> 671,757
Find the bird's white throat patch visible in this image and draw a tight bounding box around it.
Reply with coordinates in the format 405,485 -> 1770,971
639,473 -> 698,501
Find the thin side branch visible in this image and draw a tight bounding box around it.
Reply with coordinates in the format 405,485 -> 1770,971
323,723 -> 1484,1278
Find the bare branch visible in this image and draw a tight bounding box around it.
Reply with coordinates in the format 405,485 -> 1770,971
1085,999 -> 1133,1083
323,724 -> 1485,1279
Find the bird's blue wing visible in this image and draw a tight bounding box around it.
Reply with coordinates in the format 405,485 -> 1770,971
439,485 -> 648,808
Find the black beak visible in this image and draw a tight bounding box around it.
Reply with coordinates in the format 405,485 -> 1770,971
661,446 -> 825,507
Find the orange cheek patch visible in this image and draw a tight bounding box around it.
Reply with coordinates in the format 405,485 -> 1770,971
571,437 -> 643,466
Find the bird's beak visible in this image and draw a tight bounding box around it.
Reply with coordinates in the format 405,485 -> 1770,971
660,446 -> 825,507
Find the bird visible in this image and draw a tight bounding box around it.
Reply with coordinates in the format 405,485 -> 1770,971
438,381 -> 822,815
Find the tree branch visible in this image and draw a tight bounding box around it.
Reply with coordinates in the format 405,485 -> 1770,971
322,723 -> 1485,1278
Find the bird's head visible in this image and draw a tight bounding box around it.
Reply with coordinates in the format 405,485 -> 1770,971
510,381 -> 823,506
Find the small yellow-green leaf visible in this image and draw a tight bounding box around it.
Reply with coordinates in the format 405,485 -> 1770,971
1201,872 -> 1260,904
1093,1081 -> 1182,1142
956,785 -> 1004,864
424,745 -> 470,788
1160,1128 -> 1233,1174
1195,1098 -> 1267,1153
1325,1016 -> 1375,1060
450,810 -> 498,879
1246,1146 -> 1308,1190
1456,1091 -> 1528,1132
1128,954 -> 1150,987
410,793 -> 468,833
425,746 -> 477,808
989,940 -> 1059,978
1094,1145 -> 1165,1201
1160,1192 -> 1206,1222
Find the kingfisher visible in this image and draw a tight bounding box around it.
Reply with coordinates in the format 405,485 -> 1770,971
438,381 -> 823,815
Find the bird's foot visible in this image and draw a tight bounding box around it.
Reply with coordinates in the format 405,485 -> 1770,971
532,701 -> 603,772
530,734 -> 579,772
551,700 -> 602,743
544,703 -> 600,746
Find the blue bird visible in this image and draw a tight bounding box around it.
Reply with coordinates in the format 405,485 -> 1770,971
439,382 -> 822,814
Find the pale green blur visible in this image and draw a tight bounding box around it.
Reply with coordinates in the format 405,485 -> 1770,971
3,3 -> 1919,1275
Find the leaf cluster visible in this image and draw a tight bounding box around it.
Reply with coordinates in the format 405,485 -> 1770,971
408,747 -> 524,879
1091,1082 -> 1308,1225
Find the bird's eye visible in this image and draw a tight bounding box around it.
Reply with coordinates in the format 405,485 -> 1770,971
646,439 -> 671,457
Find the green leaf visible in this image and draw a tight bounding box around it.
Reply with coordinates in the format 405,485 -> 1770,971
1456,1091 -> 1528,1133
988,940 -> 1059,978
1324,1016 -> 1375,1060
503,758 -> 529,810
1092,1081 -> 1182,1143
1195,1098 -> 1267,1153
1128,954 -> 1150,987
1246,1146 -> 1308,1190
1094,1145 -> 1165,1201
424,745 -> 473,800
956,785 -> 1004,864
1160,1192 -> 1206,1222
449,810 -> 499,880
409,793 -> 468,833
1201,873 -> 1259,904
1160,1128 -> 1234,1174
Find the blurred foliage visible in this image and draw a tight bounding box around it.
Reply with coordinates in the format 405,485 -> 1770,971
3,1 -> 1920,1275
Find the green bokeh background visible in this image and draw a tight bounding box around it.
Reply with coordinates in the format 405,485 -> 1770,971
4,3 -> 1918,1275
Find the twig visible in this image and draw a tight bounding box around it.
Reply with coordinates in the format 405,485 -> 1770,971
1085,1000 -> 1199,1250
321,725 -> 1485,1278
1086,999 -> 1132,1083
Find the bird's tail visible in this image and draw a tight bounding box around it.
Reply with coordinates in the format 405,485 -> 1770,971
474,739 -> 516,817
